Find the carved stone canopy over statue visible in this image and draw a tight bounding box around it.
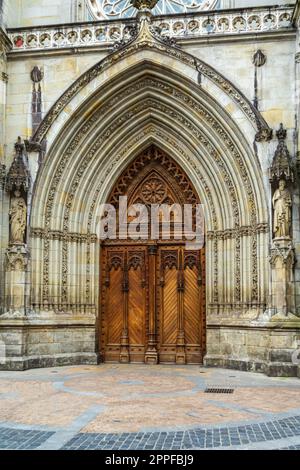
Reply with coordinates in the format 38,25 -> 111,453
269,123 -> 294,183
272,179 -> 292,239
5,137 -> 31,193
9,190 -> 27,245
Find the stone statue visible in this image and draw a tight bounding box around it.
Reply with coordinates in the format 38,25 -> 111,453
272,179 -> 292,238
9,190 -> 27,244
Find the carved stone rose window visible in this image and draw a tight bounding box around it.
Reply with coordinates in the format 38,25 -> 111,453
87,0 -> 218,20
141,177 -> 167,204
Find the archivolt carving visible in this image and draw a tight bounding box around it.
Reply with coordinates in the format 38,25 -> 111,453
63,98 -> 242,229
42,77 -> 258,232
32,75 -> 268,310
59,98 -> 242,303
32,34 -> 269,144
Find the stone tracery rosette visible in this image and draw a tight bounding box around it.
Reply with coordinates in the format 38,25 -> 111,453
87,0 -> 218,20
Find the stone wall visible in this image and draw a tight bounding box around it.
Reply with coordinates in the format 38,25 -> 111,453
205,322 -> 300,376
0,315 -> 97,370
4,0 -> 74,28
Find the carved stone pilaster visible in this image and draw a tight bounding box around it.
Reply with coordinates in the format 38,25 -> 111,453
269,238 -> 296,316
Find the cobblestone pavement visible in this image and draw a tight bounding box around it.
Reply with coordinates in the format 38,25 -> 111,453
0,364 -> 299,450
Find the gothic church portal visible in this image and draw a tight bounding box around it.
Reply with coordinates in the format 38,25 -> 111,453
0,0 -> 300,376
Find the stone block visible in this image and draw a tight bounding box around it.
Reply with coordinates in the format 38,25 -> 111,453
266,362 -> 298,377
0,330 -> 23,345
269,349 -> 293,363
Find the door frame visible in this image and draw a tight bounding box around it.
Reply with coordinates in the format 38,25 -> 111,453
99,240 -> 206,364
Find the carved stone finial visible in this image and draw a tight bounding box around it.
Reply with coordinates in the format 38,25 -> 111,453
130,0 -> 159,10
252,49 -> 266,67
5,137 -> 31,193
14,136 -> 25,156
269,124 -> 294,183
276,122 -> 287,142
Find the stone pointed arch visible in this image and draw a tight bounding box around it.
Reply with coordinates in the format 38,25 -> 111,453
29,18 -> 271,327
31,15 -> 271,149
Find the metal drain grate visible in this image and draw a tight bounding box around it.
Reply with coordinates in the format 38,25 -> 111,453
204,387 -> 234,394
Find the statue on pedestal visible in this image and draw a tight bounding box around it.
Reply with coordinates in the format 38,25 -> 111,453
9,190 -> 27,244
272,179 -> 292,239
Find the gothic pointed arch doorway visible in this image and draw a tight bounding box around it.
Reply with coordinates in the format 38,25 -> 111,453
100,146 -> 206,364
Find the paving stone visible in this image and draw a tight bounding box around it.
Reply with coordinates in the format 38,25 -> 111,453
0,427 -> 54,450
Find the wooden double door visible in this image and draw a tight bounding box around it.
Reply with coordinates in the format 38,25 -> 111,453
100,243 -> 205,364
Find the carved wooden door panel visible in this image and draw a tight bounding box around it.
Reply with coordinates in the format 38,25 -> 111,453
157,246 -> 204,364
101,246 -> 148,363
127,248 -> 147,363
100,145 -> 205,364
